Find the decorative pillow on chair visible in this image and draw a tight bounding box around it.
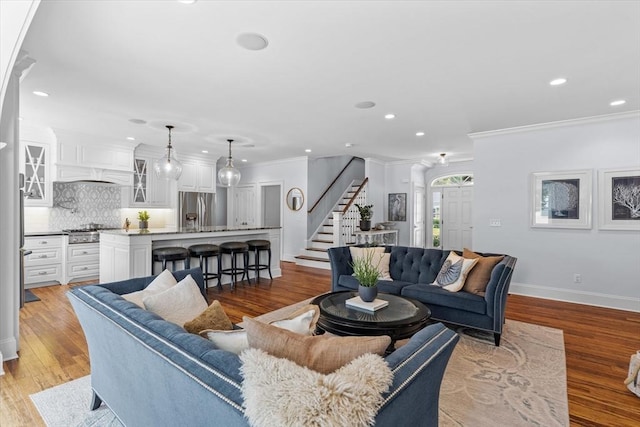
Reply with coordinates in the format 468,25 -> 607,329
243,316 -> 391,374
241,348 -> 393,427
142,274 -> 208,326
462,248 -> 505,295
434,251 -> 478,292
349,246 -> 392,280
201,305 -> 320,354
183,300 -> 233,334
121,269 -> 177,308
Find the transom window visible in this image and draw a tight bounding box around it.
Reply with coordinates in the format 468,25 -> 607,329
431,174 -> 473,187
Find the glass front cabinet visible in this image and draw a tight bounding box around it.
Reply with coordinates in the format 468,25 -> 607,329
133,158 -> 148,204
21,141 -> 52,207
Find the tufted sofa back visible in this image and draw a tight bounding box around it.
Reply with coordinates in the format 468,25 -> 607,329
389,247 -> 450,284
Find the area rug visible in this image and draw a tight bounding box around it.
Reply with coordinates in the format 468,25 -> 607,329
30,319 -> 568,427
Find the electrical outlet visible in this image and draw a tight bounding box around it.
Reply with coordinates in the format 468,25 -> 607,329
573,273 -> 582,283
489,219 -> 501,227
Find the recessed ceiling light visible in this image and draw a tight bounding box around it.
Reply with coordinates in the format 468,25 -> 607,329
384,113 -> 395,119
237,33 -> 269,51
610,99 -> 626,106
345,143 -> 353,148
129,118 -> 147,125
178,0 -> 197,4
305,149 -> 312,153
416,131 -> 425,136
355,101 -> 376,109
126,137 -> 136,141
241,159 -> 248,163
549,78 -> 567,86
33,91 -> 49,97
201,150 -> 208,154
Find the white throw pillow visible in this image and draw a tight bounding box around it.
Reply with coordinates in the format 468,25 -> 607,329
142,274 -> 208,326
433,252 -> 478,292
349,246 -> 391,280
240,348 -> 393,427
202,308 -> 319,354
121,269 -> 177,307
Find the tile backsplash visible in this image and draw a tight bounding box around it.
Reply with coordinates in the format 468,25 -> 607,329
50,182 -> 121,229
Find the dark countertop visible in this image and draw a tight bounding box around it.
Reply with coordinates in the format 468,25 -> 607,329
24,231 -> 67,237
100,226 -> 281,237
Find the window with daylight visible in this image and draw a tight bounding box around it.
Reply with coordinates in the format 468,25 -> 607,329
431,174 -> 474,187
430,174 -> 474,248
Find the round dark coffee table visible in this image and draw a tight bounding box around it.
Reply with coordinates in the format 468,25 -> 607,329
311,291 -> 431,353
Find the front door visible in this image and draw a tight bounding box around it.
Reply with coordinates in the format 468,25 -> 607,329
441,186 -> 473,250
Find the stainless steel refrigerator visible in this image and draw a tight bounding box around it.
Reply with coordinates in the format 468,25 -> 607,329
178,191 -> 215,229
19,173 -> 31,308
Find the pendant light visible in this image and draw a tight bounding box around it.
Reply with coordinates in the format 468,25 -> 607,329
154,125 -> 183,180
218,139 -> 241,187
438,153 -> 449,167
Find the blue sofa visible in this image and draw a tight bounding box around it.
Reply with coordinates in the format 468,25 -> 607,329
68,268 -> 459,426
328,246 -> 517,346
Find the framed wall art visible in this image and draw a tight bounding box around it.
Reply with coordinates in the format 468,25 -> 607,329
598,167 -> 640,231
388,193 -> 407,221
531,170 -> 592,229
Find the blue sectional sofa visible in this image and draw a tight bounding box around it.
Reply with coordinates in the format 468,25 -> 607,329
68,268 -> 460,426
328,246 -> 517,346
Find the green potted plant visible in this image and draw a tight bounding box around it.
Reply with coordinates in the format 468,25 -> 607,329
351,250 -> 381,302
354,203 -> 373,231
137,210 -> 150,229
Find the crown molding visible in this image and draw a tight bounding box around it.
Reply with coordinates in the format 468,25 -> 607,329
469,111 -> 640,140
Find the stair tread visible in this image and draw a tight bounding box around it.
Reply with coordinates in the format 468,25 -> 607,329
306,247 -> 328,252
312,239 -> 333,243
295,255 -> 330,262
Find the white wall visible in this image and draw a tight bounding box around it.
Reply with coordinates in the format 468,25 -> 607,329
472,112 -> 640,311
381,160 -> 416,246
238,157 -> 307,262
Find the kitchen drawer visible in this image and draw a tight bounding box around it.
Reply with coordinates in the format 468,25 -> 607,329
25,248 -> 62,266
24,264 -> 62,284
67,262 -> 100,279
67,244 -> 99,262
24,236 -> 63,250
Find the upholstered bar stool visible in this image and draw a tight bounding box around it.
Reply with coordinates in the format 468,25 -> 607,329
188,244 -> 221,291
152,247 -> 190,274
218,241 -> 250,290
246,239 -> 273,283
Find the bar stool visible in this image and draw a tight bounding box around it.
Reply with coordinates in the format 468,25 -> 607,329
246,239 -> 273,283
152,247 -> 190,273
218,242 -> 250,290
188,244 -> 221,291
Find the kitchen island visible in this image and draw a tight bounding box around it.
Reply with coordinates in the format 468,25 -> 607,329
99,227 -> 281,283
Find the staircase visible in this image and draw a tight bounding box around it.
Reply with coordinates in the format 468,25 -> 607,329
295,183 -> 361,269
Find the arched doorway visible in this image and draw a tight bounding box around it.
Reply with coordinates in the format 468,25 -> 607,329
430,174 -> 473,249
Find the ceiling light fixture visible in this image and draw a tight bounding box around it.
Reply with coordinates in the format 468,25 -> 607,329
439,153 -> 449,167
202,150 -> 208,154
384,113 -> 396,119
153,125 -> 183,180
237,33 -> 269,51
241,159 -> 248,163
549,78 -> 567,86
126,137 -> 136,141
355,101 -> 376,109
610,99 -> 626,106
305,149 -> 312,153
33,91 -> 49,97
345,143 -> 353,148
218,139 -> 241,187
416,131 -> 425,136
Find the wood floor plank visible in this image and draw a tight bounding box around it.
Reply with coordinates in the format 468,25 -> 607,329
1,262 -> 638,426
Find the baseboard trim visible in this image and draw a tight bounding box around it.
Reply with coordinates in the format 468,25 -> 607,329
510,282 -> 640,312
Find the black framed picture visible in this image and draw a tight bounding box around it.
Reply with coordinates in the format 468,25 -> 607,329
598,168 -> 640,230
388,193 -> 406,221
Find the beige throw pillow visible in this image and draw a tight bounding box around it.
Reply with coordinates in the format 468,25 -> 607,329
121,269 -> 177,307
183,300 -> 233,334
241,348 -> 393,427
462,248 -> 505,295
142,274 -> 208,326
201,305 -> 320,354
243,316 -> 391,374
434,251 -> 478,292
349,246 -> 391,280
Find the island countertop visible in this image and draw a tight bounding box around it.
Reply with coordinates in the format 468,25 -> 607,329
100,226 -> 281,237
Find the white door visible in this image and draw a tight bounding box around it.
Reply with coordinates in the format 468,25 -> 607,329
441,187 -> 473,250
233,185 -> 257,226
411,185 -> 426,247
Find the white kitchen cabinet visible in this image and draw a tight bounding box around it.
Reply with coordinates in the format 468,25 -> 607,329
178,161 -> 215,193
23,236 -> 63,285
56,141 -> 134,185
20,141 -> 53,207
129,157 -> 171,207
65,242 -> 100,284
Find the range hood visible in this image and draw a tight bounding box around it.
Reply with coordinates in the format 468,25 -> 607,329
55,165 -> 133,186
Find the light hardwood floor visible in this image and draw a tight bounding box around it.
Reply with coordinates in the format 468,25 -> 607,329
1,262 -> 639,426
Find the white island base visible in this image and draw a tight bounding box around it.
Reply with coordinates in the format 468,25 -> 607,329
99,227 -> 281,284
